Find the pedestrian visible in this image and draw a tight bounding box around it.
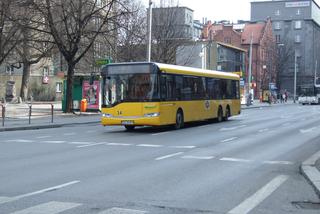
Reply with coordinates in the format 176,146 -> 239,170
284,90 -> 288,103
280,92 -> 284,103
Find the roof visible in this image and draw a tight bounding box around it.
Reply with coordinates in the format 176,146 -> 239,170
217,42 -> 247,52
241,22 -> 266,45
155,63 -> 240,80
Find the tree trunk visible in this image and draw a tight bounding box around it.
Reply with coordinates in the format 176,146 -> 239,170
65,62 -> 75,113
20,62 -> 31,101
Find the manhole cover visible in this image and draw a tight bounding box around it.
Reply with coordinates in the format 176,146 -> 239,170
292,201 -> 320,210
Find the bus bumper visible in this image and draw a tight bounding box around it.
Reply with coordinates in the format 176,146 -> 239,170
101,116 -> 161,126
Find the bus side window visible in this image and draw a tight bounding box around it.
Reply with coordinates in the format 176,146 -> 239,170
160,74 -> 167,100
175,75 -> 183,100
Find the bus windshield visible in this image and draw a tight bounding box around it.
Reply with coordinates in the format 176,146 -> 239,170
102,73 -> 159,107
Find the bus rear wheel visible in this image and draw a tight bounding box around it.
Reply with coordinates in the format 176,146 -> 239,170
175,110 -> 184,129
124,125 -> 135,131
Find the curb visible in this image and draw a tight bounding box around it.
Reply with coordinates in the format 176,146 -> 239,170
300,150 -> 320,198
0,121 -> 100,132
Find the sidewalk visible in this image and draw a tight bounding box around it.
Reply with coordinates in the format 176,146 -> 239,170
241,99 -> 295,109
301,151 -> 320,198
0,102 -> 101,132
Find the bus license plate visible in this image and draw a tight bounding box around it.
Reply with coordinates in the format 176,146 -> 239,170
121,120 -> 134,125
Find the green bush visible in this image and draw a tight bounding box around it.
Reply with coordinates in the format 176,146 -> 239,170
29,81 -> 56,101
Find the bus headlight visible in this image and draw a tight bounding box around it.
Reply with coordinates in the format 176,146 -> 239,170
144,112 -> 160,117
102,113 -> 113,118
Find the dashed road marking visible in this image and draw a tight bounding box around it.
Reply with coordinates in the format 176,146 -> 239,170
36,136 -> 51,139
10,201 -> 81,214
169,145 -> 196,149
98,207 -> 147,214
77,142 -> 106,148
68,142 -> 93,145
258,128 -> 269,133
263,160 -> 294,165
155,152 -> 184,161
181,155 -> 214,160
6,139 -> 34,143
300,127 -> 317,133
43,141 -> 66,144
220,157 -> 252,163
151,131 -> 170,136
227,175 -> 289,214
221,137 -> 238,143
107,143 -> 132,146
137,144 -> 163,148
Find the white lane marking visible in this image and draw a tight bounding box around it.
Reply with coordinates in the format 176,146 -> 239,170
169,145 -> 196,149
77,142 -> 106,148
258,128 -> 269,133
0,181 -> 80,205
221,137 -> 238,143
181,155 -> 214,160
86,130 -> 97,133
68,142 -> 92,145
10,201 -> 81,214
137,144 -> 163,148
220,157 -> 252,163
36,136 -> 51,139
219,125 -> 246,131
227,175 -> 289,214
107,143 -> 132,146
300,127 -> 317,133
43,141 -> 65,144
6,139 -> 34,143
155,152 -> 184,160
263,160 -> 294,165
98,207 -> 147,214
63,133 -> 76,136
151,131 -> 170,136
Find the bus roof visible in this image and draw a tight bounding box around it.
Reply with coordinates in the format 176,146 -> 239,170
102,62 -> 240,80
155,62 -> 240,80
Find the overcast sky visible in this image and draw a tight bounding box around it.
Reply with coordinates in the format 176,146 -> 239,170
142,0 -> 320,23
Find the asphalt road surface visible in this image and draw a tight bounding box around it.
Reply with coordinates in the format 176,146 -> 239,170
1,104 -> 320,214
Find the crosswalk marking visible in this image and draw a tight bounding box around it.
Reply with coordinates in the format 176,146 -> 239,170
10,201 -> 81,214
227,175 -> 289,214
136,144 -> 163,148
68,142 -> 92,145
36,136 -> 51,139
220,157 -> 252,163
77,142 -> 106,148
6,139 -> 34,143
0,181 -> 80,205
169,145 -> 196,149
98,207 -> 147,214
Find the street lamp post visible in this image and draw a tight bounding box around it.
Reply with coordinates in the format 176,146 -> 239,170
147,0 -> 153,62
294,52 -> 297,103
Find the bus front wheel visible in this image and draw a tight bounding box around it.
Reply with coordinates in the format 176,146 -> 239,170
175,110 -> 184,129
124,125 -> 135,131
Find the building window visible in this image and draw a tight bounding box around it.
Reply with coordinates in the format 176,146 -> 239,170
56,82 -> 62,93
275,35 -> 281,43
296,9 -> 301,15
295,20 -> 302,29
295,35 -> 301,43
275,9 -> 280,16
43,67 -> 49,76
274,22 -> 281,30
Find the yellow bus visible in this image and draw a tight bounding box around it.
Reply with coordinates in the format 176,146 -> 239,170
101,62 -> 240,130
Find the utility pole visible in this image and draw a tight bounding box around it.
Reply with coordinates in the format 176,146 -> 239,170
247,32 -> 253,106
147,0 -> 153,62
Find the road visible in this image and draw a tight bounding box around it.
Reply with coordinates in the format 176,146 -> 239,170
0,104 -> 320,214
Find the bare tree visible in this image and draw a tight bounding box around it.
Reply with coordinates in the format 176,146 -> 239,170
11,1 -> 54,101
151,5 -> 192,64
115,0 -> 147,62
31,0 -> 128,112
0,0 -> 21,65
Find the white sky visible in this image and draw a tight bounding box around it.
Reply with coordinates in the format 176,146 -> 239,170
142,0 -> 320,23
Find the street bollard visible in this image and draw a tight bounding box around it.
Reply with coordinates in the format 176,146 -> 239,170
28,104 -> 32,125
51,104 -> 54,123
1,104 -> 5,127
